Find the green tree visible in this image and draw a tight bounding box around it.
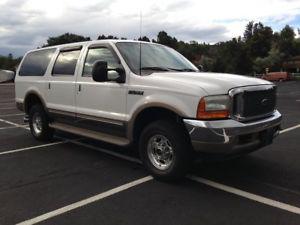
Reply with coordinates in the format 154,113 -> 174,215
156,31 -> 178,48
43,33 -> 91,47
253,48 -> 284,73
0,54 -> 21,71
211,37 -> 252,74
97,34 -> 118,40
138,36 -> 150,42
277,25 -> 296,58
244,22 -> 273,58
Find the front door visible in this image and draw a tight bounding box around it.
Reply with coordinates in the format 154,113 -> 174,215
75,44 -> 127,136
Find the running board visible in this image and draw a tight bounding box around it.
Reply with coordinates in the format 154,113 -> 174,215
49,122 -> 130,146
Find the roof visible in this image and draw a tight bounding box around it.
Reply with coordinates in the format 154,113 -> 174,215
30,40 -> 160,53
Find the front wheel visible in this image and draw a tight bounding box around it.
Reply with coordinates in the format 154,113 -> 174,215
139,120 -> 192,181
29,104 -> 54,141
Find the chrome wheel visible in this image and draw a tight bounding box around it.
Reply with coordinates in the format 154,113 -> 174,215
147,134 -> 174,170
32,113 -> 42,135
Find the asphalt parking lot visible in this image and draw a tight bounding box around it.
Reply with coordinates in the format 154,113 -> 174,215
0,81 -> 300,225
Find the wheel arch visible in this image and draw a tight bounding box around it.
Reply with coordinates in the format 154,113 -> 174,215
24,91 -> 47,114
128,104 -> 188,143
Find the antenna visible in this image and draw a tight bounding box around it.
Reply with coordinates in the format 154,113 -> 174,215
139,10 -> 142,75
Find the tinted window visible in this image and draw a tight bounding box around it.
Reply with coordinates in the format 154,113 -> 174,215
83,47 -> 119,76
19,48 -> 56,76
52,50 -> 81,75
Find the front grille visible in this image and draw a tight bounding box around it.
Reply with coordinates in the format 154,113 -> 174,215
232,86 -> 276,121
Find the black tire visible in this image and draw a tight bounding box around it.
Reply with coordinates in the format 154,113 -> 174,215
29,104 -> 54,141
139,120 -> 192,181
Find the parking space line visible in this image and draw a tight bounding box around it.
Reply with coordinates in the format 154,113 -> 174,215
0,141 -> 68,156
0,100 -> 15,104
0,125 -> 28,130
188,175 -> 300,215
16,176 -> 153,225
0,107 -> 16,110
69,140 -> 300,215
280,124 -> 300,134
0,113 -> 24,117
0,118 -> 30,130
0,83 -> 14,86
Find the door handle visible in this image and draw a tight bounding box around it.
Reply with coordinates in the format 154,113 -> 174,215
78,84 -> 81,92
48,82 -> 51,89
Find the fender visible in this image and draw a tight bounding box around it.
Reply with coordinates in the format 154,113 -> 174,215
126,102 -> 187,141
24,89 -> 48,114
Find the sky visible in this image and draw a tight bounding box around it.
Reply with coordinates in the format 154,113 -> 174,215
1,0 -> 300,57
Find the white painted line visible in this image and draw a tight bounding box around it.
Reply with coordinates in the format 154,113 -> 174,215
70,140 -> 142,164
0,83 -> 14,86
0,125 -> 28,130
280,124 -> 300,134
16,176 -> 153,225
0,102 -> 15,105
188,175 -> 300,215
0,118 -> 30,130
0,141 -> 67,156
0,113 -> 24,117
0,100 -> 15,104
0,107 -> 16,110
70,140 -> 300,215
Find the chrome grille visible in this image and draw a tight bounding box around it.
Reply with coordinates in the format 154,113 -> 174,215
230,85 -> 276,122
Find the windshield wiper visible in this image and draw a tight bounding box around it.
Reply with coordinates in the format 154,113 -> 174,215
140,66 -> 170,71
167,68 -> 197,72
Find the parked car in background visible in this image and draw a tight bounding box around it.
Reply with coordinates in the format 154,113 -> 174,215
262,72 -> 291,81
0,70 -> 15,83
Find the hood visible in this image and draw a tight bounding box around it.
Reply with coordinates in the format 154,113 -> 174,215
150,72 -> 272,95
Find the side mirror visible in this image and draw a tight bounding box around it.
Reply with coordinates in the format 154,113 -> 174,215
92,61 -> 125,83
92,61 -> 108,82
197,64 -> 204,71
113,68 -> 126,83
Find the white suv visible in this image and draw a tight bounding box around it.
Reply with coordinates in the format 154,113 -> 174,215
15,40 -> 282,180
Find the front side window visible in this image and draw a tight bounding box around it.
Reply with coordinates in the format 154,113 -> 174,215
83,47 -> 120,76
19,48 -> 56,76
52,50 -> 81,75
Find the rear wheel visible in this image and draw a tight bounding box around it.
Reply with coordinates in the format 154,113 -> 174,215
139,120 -> 192,181
29,104 -> 54,141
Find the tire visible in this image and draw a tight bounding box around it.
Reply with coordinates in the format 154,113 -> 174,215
29,104 -> 54,141
139,120 -> 192,181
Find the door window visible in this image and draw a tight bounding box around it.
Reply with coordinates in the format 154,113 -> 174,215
52,50 -> 81,75
83,47 -> 119,77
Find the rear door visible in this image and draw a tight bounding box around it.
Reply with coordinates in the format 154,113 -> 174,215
46,46 -> 82,123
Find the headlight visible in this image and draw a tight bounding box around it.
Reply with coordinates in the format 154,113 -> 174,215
197,95 -> 230,119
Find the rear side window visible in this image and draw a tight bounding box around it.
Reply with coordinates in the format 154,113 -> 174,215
19,48 -> 56,76
52,50 -> 81,75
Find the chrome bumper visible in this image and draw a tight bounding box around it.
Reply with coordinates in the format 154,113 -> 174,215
184,110 -> 282,154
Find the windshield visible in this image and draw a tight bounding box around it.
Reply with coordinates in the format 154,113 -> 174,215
116,42 -> 198,75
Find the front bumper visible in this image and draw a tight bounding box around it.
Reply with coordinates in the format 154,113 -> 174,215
184,110 -> 282,155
